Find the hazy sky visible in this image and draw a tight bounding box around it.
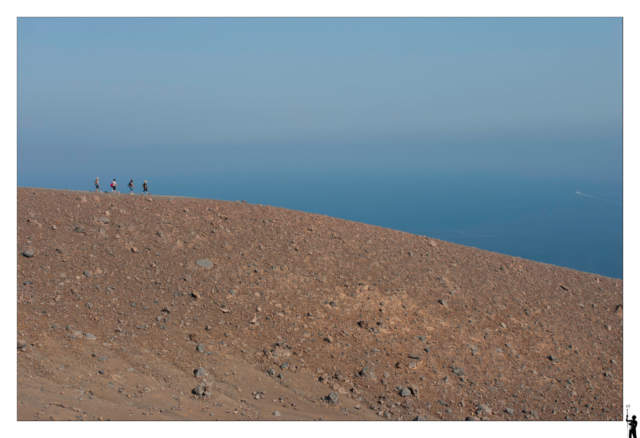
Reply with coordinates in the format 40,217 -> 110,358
18,18 -> 622,181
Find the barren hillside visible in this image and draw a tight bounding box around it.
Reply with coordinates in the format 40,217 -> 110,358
17,188 -> 622,421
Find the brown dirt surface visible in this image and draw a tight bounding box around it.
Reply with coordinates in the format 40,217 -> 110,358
17,187 -> 622,421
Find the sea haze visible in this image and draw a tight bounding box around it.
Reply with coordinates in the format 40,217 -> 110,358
19,168 -> 623,279
17,18 -> 622,279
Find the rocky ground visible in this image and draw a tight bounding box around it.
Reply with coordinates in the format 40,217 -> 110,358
17,187 -> 622,421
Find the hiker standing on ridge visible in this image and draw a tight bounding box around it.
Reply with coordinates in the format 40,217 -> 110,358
128,180 -> 134,195
94,177 -> 100,192
142,180 -> 148,195
111,179 -> 117,193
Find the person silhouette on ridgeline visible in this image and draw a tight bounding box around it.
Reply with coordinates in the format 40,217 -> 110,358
142,180 -> 148,195
94,177 -> 100,192
111,179 -> 117,193
628,415 -> 638,438
128,180 -> 134,195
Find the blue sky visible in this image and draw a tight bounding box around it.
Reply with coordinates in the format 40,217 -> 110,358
18,18 -> 622,181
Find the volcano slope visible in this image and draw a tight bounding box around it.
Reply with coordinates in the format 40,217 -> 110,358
17,187 -> 622,421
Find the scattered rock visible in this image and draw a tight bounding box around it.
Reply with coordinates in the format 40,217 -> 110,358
476,404 -> 491,416
326,392 -> 339,404
359,364 -> 376,380
13,188 -> 625,422
22,250 -> 34,258
193,383 -> 206,396
196,259 -> 214,270
529,410 -> 539,419
438,299 -> 448,306
274,411 -> 281,417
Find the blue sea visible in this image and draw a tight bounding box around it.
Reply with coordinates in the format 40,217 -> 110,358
21,169 -> 623,279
